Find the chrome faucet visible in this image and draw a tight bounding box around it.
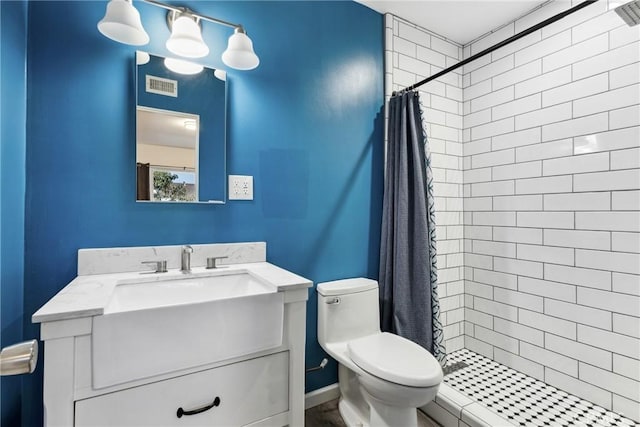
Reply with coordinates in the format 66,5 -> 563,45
181,245 -> 193,273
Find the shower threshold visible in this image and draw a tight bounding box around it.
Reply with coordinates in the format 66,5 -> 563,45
422,349 -> 638,427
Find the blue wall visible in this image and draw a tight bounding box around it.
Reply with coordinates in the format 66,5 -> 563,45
22,1 -> 383,424
1,1 -> 27,425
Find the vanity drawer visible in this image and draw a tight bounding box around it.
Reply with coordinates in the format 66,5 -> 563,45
75,351 -> 289,426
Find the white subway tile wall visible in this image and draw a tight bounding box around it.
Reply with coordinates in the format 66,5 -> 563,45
462,1 -> 639,419
386,2 -> 639,421
386,14 -> 465,354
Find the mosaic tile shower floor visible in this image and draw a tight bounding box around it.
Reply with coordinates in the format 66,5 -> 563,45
444,349 -> 638,427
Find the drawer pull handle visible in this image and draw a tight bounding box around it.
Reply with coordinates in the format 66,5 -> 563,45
176,396 -> 221,418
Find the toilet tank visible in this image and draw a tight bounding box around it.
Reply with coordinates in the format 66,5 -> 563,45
317,278 -> 381,347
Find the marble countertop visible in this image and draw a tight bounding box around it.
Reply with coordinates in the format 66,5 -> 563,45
32,262 -> 312,324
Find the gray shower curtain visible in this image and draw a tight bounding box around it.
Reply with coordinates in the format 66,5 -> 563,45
379,90 -> 446,365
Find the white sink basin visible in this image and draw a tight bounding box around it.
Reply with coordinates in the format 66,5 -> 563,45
92,272 -> 284,389
105,273 -> 274,313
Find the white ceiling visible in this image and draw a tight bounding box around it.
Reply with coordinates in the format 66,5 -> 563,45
137,108 -> 198,149
356,0 -> 550,45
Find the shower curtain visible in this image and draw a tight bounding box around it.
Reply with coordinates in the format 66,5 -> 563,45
379,90 -> 447,366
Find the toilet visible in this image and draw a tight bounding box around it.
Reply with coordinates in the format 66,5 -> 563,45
317,278 -> 443,427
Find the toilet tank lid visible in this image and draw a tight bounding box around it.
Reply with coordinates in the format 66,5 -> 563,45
317,278 -> 378,296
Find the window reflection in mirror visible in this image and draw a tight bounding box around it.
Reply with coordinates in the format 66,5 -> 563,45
135,52 -> 226,203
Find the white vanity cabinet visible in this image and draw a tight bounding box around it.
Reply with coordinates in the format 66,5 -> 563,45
34,243 -> 312,427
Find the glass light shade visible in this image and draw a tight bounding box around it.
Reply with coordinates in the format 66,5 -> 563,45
222,30 -> 259,70
97,0 -> 149,46
166,15 -> 209,58
164,57 -> 204,75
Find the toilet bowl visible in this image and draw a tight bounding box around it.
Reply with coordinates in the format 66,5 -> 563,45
317,278 -> 443,427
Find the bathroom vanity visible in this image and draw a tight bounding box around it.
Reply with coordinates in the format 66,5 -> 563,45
33,242 -> 312,427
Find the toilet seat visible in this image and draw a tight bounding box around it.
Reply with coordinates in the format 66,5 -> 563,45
347,332 -> 442,387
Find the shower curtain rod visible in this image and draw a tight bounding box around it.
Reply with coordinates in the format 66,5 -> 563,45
397,0 -> 598,94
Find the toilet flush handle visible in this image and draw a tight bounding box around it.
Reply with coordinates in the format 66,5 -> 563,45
326,297 -> 341,305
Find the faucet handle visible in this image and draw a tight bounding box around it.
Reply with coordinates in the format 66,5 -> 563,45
206,256 -> 228,269
141,260 -> 168,274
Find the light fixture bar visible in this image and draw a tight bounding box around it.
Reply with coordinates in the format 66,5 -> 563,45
98,0 -> 260,70
141,0 -> 239,29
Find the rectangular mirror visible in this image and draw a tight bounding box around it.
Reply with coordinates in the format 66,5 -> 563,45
136,52 -> 227,203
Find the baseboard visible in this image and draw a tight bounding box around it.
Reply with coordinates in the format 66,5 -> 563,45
304,383 -> 340,409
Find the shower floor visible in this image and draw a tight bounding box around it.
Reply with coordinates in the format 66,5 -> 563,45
444,349 -> 638,427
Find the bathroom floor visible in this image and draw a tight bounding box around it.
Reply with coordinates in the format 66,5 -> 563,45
305,398 -> 439,426
445,349 -> 638,427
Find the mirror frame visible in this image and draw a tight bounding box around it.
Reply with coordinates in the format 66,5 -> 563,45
135,51 -> 228,204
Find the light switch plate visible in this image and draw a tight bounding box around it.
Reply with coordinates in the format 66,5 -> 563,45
228,175 -> 253,200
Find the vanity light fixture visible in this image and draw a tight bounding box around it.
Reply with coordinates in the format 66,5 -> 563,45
222,28 -> 259,70
98,0 -> 149,46
166,11 -> 209,58
97,0 -> 260,70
